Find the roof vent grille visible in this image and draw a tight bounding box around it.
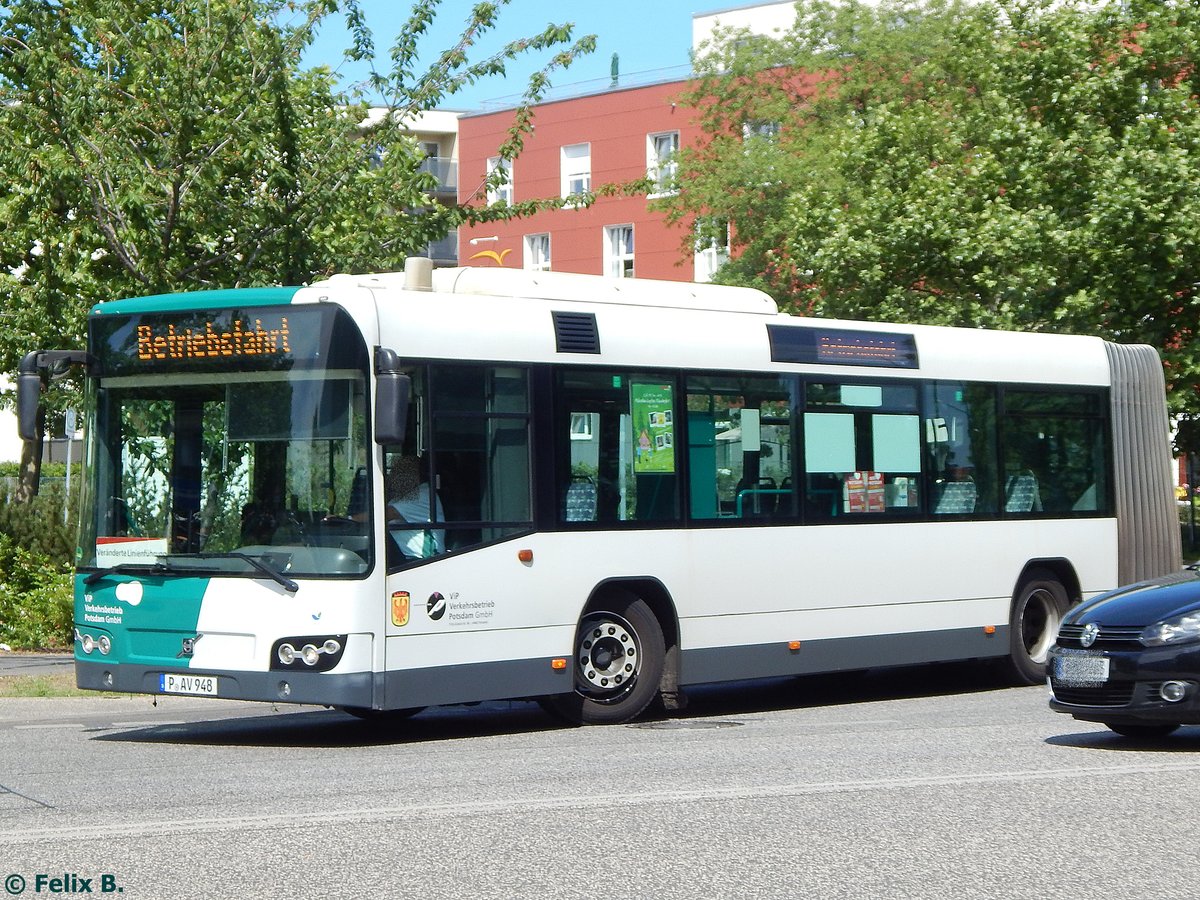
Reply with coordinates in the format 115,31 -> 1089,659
552,311 -> 601,354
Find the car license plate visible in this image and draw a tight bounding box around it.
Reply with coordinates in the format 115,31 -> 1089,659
1053,653 -> 1109,687
159,673 -> 219,696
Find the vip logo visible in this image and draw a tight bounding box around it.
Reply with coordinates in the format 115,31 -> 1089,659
427,592 -> 446,621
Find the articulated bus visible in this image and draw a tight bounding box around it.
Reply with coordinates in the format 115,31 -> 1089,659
19,260 -> 1180,724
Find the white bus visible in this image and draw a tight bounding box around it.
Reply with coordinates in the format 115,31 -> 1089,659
19,260 -> 1180,724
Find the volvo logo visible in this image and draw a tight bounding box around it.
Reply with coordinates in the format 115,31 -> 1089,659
1080,623 -> 1100,648
177,634 -> 203,659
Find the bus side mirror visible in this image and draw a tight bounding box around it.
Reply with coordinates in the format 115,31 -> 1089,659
17,351 -> 44,443
374,348 -> 411,446
17,348 -> 94,443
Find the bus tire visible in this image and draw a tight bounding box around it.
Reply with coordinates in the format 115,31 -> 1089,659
1006,569 -> 1068,684
544,592 -> 665,726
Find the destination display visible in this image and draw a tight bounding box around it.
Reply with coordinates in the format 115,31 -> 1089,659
134,316 -> 292,362
767,324 -> 920,369
92,305 -> 365,375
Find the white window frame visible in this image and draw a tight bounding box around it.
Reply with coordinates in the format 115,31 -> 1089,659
603,225 -> 634,279
486,156 -> 513,206
694,218 -> 731,283
569,412 -> 595,440
647,131 -> 680,196
523,233 -> 551,272
561,143 -> 592,200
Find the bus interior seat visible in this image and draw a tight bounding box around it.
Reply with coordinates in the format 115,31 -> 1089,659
934,480 -> 977,514
564,477 -> 597,522
778,476 -> 796,515
736,476 -> 777,517
1004,474 -> 1041,513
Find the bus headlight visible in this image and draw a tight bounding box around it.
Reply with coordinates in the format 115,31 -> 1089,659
270,635 -> 347,672
75,628 -> 114,656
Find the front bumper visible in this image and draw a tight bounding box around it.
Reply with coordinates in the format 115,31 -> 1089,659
76,659 -> 375,708
1047,643 -> 1200,726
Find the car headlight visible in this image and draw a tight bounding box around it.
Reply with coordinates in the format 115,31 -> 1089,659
1142,611 -> 1200,646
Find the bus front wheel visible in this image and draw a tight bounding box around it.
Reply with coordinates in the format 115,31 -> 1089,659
544,592 -> 665,726
1007,569 -> 1068,684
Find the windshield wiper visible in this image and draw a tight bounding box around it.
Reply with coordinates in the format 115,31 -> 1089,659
84,553 -> 299,593
194,552 -> 299,593
84,561 -> 194,586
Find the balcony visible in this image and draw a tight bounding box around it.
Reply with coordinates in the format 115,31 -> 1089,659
419,156 -> 458,195
424,233 -> 458,265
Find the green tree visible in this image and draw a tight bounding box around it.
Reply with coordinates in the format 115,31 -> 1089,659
664,0 -> 974,301
666,0 -> 1200,430
0,0 -> 595,495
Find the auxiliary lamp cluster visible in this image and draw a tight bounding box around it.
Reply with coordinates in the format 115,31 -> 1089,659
75,628 -> 111,655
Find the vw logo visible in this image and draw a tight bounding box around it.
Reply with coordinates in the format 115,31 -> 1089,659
1080,623 -> 1100,648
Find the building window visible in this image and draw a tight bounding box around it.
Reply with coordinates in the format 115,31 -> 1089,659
742,121 -> 781,144
604,225 -> 634,278
569,412 -> 594,440
694,217 -> 730,283
486,156 -> 513,206
647,131 -> 680,195
561,143 -> 591,200
524,233 -> 551,271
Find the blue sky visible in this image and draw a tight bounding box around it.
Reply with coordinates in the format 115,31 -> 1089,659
301,0 -> 705,111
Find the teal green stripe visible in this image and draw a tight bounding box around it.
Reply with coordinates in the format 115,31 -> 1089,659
92,286 -> 301,316
75,572 -> 210,668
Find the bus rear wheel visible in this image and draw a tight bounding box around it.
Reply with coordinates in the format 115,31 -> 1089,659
1007,569 -> 1068,684
543,592 -> 665,726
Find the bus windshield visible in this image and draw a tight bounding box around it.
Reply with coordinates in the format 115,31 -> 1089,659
79,306 -> 372,578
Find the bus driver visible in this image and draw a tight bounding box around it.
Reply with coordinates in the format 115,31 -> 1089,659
386,455 -> 445,560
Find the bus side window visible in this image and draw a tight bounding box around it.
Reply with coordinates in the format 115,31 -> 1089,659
924,382 -> 999,516
557,371 -> 681,524
686,375 -> 795,521
384,364 -> 534,569
803,383 -> 921,518
1000,389 -> 1108,516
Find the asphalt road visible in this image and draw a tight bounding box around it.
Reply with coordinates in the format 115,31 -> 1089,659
0,653 -> 73,678
0,663 -> 1197,900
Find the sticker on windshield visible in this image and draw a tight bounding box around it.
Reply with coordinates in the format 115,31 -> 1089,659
95,537 -> 170,566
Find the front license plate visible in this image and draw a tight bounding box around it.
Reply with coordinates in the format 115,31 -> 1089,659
1053,654 -> 1110,687
159,673 -> 219,696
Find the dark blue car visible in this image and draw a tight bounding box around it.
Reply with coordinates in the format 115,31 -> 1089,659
1048,566 -> 1200,738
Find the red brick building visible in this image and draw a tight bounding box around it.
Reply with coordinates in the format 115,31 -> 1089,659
457,77 -> 725,283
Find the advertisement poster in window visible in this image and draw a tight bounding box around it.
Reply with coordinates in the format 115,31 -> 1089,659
631,383 -> 675,473
844,471 -> 885,512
